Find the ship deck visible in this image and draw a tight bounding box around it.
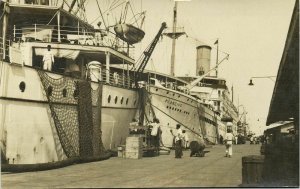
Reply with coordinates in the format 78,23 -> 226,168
2,142 -> 261,188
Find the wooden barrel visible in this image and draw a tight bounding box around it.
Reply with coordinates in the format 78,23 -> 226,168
242,155 -> 265,185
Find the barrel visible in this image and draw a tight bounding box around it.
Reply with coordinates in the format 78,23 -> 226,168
242,155 -> 264,185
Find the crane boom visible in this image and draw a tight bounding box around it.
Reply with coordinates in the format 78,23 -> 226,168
135,22 -> 167,76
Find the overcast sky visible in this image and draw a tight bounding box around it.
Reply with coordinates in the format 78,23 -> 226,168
86,0 -> 296,135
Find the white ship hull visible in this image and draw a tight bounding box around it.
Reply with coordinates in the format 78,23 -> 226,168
0,62 -> 138,164
146,85 -> 218,147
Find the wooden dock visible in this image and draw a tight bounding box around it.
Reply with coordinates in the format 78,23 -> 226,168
2,143 -> 261,188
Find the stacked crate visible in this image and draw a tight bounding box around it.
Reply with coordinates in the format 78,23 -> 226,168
125,136 -> 143,159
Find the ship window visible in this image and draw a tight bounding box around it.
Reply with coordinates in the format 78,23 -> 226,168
172,107 -> 174,110
156,88 -> 158,91
47,86 -> 53,96
19,81 -> 26,92
108,95 -> 111,103
120,97 -> 124,104
126,98 -> 129,105
167,106 -> 169,109
115,96 -> 118,104
134,100 -> 137,105
173,93 -> 175,96
166,91 -> 169,94
62,88 -> 67,97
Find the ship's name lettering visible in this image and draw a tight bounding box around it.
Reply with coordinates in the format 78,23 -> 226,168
165,99 -> 183,107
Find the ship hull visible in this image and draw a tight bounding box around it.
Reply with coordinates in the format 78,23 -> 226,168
146,85 -> 218,148
0,62 -> 138,164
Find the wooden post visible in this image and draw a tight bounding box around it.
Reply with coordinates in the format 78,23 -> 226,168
2,4 -> 8,60
57,10 -> 61,42
105,51 -> 110,84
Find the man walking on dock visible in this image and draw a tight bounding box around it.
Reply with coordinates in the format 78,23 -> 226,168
224,127 -> 234,158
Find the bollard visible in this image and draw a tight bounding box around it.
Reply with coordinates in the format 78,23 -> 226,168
242,155 -> 265,186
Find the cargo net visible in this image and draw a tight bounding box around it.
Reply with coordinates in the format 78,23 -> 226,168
38,70 -> 104,158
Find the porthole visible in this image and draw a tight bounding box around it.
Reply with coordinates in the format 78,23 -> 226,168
120,97 -> 124,104
173,93 -> 175,96
126,98 -> 129,105
19,81 -> 26,92
166,106 -> 169,109
172,107 -> 174,110
62,88 -> 67,97
166,91 -> 169,94
115,96 -> 118,104
156,88 -> 158,91
134,100 -> 136,105
47,86 -> 53,96
178,95 -> 180,98
108,95 -> 111,103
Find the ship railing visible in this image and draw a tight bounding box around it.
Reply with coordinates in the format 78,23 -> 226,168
0,36 -> 11,61
95,68 -> 134,89
11,24 -> 135,59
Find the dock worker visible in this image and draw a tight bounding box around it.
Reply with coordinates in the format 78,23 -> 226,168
224,127 -> 234,158
151,118 -> 161,153
43,45 -> 54,71
170,124 -> 183,158
182,130 -> 189,149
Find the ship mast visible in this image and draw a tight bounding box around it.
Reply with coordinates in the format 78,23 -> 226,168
170,2 -> 178,76
164,1 -> 186,76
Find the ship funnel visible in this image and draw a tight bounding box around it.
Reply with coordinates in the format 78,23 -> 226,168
196,45 -> 212,76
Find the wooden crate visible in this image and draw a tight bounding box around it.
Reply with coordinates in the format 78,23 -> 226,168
125,136 -> 143,159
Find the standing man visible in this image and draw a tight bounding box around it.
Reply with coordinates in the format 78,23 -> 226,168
235,135 -> 238,145
151,118 -> 161,151
171,124 -> 183,158
43,45 -> 54,71
224,128 -> 234,158
182,130 -> 189,149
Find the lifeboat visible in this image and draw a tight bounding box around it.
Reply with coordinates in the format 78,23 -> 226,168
114,24 -> 145,44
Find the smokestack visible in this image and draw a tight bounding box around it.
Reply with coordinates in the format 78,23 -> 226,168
196,45 -> 212,76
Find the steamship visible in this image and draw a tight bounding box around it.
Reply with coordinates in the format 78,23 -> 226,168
138,3 -> 239,147
142,45 -> 238,147
0,1 -> 141,164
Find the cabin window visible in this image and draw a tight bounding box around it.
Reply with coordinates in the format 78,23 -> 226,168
120,97 -> 124,104
108,95 -> 111,103
19,81 -> 26,92
126,98 -> 129,105
114,96 -> 118,104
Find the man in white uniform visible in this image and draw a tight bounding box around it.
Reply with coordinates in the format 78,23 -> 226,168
225,122 -> 234,157
43,45 -> 54,71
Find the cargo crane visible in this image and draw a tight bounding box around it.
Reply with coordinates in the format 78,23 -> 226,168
134,22 -> 167,86
132,22 -> 167,156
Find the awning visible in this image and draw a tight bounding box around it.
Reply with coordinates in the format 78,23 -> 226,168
266,0 -> 299,126
34,47 -> 80,60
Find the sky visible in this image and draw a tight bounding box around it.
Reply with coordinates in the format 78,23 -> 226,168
86,0 -> 296,135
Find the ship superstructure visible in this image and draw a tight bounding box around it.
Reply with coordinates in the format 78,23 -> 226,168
0,1 -> 140,164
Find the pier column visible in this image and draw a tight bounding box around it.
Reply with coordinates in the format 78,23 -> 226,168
105,51 -> 110,84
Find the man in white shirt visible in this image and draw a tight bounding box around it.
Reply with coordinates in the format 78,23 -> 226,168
225,128 -> 234,158
182,130 -> 189,149
43,45 -> 54,71
171,124 -> 183,158
150,118 -> 161,150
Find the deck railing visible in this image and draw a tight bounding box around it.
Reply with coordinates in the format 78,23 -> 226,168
11,24 -> 135,59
